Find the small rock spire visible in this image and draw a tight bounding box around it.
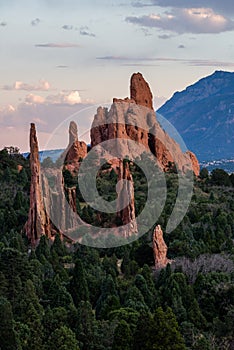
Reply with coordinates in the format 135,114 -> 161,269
69,120 -> 78,145
153,225 -> 171,269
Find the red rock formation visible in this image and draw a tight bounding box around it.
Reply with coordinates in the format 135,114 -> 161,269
91,72 -> 199,176
153,225 -> 171,269
130,72 -> 153,110
25,123 -> 51,245
67,187 -> 77,213
186,151 -> 200,176
64,121 -> 87,173
116,160 -> 137,237
17,164 -> 23,173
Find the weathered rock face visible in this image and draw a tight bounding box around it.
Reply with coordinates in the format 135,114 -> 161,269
186,151 -> 200,177
41,168 -> 79,233
153,225 -> 171,269
64,121 -> 87,173
69,121 -> 78,144
25,123 -> 52,244
116,160 -> 137,237
67,186 -> 77,213
130,72 -> 153,110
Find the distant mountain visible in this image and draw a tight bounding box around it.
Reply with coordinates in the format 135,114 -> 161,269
157,70 -> 234,162
23,149 -> 64,163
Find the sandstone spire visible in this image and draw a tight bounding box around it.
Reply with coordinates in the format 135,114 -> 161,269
69,120 -> 78,144
25,123 -> 51,244
116,160 -> 137,237
153,225 -> 171,269
64,121 -> 87,173
130,72 -> 153,110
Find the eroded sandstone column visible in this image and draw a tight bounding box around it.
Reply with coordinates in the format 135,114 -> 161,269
153,225 -> 171,269
25,123 -> 51,244
116,160 -> 138,237
64,121 -> 87,173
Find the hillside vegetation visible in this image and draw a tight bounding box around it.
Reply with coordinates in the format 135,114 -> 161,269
0,148 -> 234,349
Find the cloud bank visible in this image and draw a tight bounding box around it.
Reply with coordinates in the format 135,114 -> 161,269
134,0 -> 234,16
35,42 -> 81,48
126,8 -> 234,34
97,55 -> 234,67
3,80 -> 50,91
24,90 -> 82,105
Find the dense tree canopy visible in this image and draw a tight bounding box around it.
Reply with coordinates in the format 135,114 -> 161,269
0,149 -> 234,349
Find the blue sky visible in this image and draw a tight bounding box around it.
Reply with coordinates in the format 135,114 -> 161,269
1,0 -> 234,151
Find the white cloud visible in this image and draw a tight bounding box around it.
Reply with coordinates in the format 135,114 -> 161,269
126,8 -> 234,34
3,80 -> 51,91
46,91 -> 82,105
25,94 -> 45,104
0,100 -> 95,151
136,0 -> 234,16
16,90 -> 83,106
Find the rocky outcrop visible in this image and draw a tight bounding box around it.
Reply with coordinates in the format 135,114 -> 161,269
64,121 -> 87,173
186,151 -> 200,177
130,72 -> 153,110
153,225 -> 171,269
116,160 -> 137,237
25,123 -> 52,244
90,72 -> 199,175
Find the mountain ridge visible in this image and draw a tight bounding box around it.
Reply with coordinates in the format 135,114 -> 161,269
157,70 -> 234,161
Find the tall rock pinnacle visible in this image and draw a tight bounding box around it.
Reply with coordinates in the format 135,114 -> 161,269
25,123 -> 51,244
130,72 -> 153,110
64,121 -> 87,173
153,225 -> 171,269
116,160 -> 137,237
69,120 -> 78,145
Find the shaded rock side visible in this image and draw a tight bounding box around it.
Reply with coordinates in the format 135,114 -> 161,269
41,168 -> 79,233
64,121 -> 87,173
116,160 -> 138,237
25,123 -> 52,244
153,225 -> 171,269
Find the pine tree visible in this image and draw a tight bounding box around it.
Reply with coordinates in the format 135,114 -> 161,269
69,259 -> 89,307
47,326 -> 80,350
112,320 -> 132,350
0,296 -> 18,350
